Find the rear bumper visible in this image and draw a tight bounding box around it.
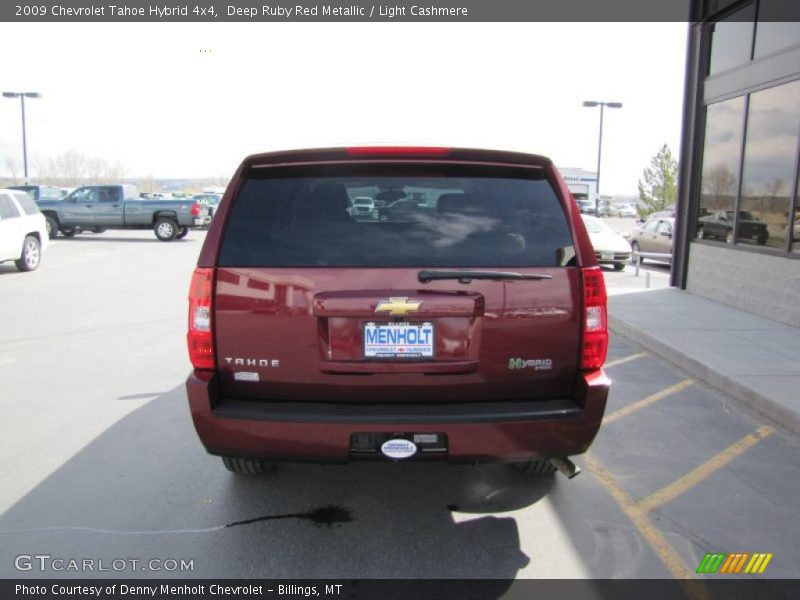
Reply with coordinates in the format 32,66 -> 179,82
185,370 -> 609,462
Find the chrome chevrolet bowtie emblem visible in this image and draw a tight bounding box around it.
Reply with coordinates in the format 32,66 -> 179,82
375,297 -> 422,317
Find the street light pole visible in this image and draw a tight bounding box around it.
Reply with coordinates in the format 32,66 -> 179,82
3,91 -> 42,184
582,100 -> 622,215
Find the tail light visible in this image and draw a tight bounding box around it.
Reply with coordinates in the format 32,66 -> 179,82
580,266 -> 608,370
187,267 -> 215,370
191,203 -> 201,216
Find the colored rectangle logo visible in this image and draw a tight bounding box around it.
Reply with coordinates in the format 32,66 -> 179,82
697,552 -> 773,574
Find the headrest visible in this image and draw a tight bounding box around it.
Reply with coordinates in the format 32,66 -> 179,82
298,183 -> 352,223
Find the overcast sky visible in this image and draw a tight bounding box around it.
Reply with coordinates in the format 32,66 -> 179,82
0,22 -> 688,195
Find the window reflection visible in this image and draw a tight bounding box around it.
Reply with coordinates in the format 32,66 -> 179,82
793,172 -> 800,254
708,4 -> 755,75
755,0 -> 800,58
738,80 -> 800,249
698,97 -> 745,240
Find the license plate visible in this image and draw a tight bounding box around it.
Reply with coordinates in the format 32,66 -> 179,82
364,322 -> 434,358
601,252 -> 614,260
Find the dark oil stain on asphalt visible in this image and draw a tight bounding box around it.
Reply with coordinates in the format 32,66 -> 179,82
225,505 -> 353,529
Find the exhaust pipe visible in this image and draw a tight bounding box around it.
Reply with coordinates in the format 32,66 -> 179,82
551,456 -> 581,479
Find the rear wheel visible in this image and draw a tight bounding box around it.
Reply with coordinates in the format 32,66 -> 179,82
511,459 -> 556,475
45,216 -> 59,239
91,227 -> 106,234
60,226 -> 76,238
222,456 -> 274,475
15,236 -> 41,272
697,227 -> 705,240
175,227 -> 189,239
154,217 -> 178,241
613,262 -> 626,271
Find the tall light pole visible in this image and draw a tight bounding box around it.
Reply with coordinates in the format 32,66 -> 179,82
583,100 -> 622,214
3,91 -> 41,184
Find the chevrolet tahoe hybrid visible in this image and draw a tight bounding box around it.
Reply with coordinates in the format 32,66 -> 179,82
186,147 -> 610,476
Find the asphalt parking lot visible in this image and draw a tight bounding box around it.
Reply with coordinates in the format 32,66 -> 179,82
1,230 -> 797,592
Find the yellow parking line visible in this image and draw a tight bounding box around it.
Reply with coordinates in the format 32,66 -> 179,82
638,426 -> 774,514
584,452 -> 709,600
603,379 -> 695,425
604,352 -> 648,368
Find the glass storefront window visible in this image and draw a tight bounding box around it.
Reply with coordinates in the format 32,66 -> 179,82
754,0 -> 800,59
708,4 -> 756,75
697,97 -> 746,241
738,80 -> 800,249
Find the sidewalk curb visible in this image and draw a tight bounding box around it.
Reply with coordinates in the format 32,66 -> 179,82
609,315 -> 800,436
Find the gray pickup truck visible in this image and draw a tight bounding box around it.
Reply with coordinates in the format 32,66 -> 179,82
37,184 -> 209,241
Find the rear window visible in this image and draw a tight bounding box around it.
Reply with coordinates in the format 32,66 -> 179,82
219,164 -> 575,268
40,187 -> 64,201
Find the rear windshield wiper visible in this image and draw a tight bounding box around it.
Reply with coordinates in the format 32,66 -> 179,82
418,270 -> 553,284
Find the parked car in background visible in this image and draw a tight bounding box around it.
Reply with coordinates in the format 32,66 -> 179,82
629,215 -> 674,265
697,210 -> 768,245
0,188 -> 48,272
576,199 -> 596,215
348,196 -> 377,220
9,185 -> 66,202
596,203 -> 612,217
37,184 -> 209,241
581,215 -> 631,271
192,193 -> 223,218
186,146 -> 610,477
614,204 -> 637,218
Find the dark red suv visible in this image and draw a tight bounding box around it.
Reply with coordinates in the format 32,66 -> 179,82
186,147 -> 609,475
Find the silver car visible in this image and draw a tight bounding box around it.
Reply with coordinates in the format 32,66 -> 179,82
629,216 -> 674,265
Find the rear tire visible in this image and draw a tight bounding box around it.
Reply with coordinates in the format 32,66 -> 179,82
175,227 -> 189,239
154,217 -> 178,241
630,242 -> 643,264
91,227 -> 106,234
511,459 -> 556,475
222,456 -> 274,475
696,227 -> 705,240
15,235 -> 42,272
613,262 -> 626,271
45,216 -> 59,239
60,226 -> 76,238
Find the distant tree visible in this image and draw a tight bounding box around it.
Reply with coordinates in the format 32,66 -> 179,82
4,157 -> 21,184
702,164 -> 736,200
54,150 -> 87,185
637,144 -> 677,217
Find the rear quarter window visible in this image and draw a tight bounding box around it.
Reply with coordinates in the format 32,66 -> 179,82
219,164 -> 576,268
14,193 -> 42,216
0,195 -> 21,219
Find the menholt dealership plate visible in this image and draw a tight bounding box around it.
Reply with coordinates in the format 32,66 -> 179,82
364,322 -> 434,359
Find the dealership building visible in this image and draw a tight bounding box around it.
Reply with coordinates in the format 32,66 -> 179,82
673,0 -> 800,326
